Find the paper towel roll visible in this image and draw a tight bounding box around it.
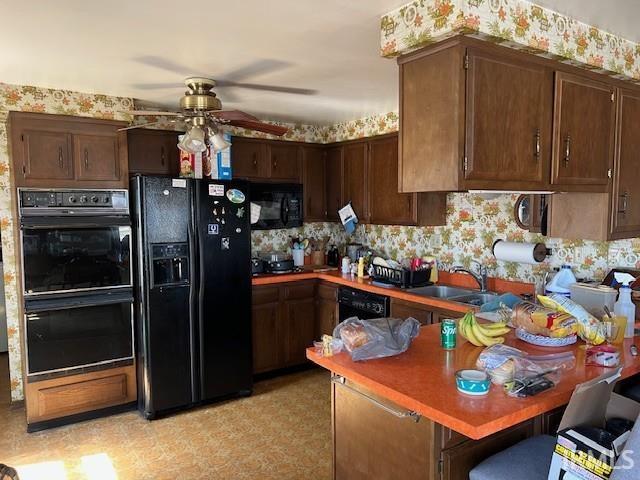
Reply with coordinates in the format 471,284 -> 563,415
492,240 -> 547,264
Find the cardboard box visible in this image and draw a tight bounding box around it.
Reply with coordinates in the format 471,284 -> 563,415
209,133 -> 232,180
548,369 -> 640,480
178,141 -> 203,179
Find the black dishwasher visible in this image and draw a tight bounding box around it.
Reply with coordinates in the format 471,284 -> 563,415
338,287 -> 390,321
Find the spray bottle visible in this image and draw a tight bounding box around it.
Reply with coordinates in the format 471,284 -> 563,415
613,272 -> 636,338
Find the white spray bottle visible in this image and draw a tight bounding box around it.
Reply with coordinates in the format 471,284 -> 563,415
613,272 -> 636,338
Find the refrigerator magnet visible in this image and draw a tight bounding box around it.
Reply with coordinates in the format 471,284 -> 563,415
207,224 -> 219,235
226,189 -> 246,204
236,207 -> 245,218
208,184 -> 224,196
221,237 -> 230,250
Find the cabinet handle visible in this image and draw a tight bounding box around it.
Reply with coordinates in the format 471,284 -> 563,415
619,192 -> 629,215
563,135 -> 571,167
534,129 -> 541,161
331,375 -> 421,422
84,148 -> 89,169
58,146 -> 64,169
252,153 -> 257,168
160,146 -> 165,166
273,157 -> 278,170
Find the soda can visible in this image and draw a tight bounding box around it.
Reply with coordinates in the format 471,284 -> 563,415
441,319 -> 457,350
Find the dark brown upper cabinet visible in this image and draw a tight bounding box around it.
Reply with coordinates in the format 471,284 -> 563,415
611,88 -> 640,239
343,142 -> 369,223
325,146 -> 343,222
368,135 -> 416,225
269,143 -> 300,182
301,145 -> 327,222
128,129 -> 179,176
231,136 -> 269,180
464,48 -> 552,188
551,72 -> 616,191
398,38 -> 553,192
9,112 -> 128,188
231,136 -> 300,182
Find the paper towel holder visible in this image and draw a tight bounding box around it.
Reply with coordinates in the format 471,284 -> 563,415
492,239 -> 551,263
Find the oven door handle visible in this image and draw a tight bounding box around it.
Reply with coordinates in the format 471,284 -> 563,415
25,290 -> 134,314
21,215 -> 131,229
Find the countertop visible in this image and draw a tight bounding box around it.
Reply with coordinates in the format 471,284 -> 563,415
307,323 -> 640,440
252,267 -> 534,315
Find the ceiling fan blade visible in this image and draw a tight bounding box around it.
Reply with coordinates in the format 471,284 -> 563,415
210,110 -> 259,122
120,110 -> 183,116
132,82 -> 184,90
118,121 -> 163,131
133,56 -> 192,76
220,59 -> 290,82
215,81 -> 317,96
228,120 -> 288,136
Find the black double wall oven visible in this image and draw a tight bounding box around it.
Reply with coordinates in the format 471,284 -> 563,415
19,189 -> 134,381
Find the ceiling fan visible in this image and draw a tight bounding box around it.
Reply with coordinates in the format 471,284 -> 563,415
121,57 -> 317,154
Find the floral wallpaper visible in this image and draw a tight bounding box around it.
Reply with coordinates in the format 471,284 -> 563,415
251,223 -> 346,255
381,0 -> 640,83
0,82 -> 134,402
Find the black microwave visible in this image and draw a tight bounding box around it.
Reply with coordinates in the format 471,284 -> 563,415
250,183 -> 303,230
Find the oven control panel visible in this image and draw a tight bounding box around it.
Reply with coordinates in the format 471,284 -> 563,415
19,189 -> 128,215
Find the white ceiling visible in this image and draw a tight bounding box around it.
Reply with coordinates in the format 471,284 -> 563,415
0,0 -> 638,125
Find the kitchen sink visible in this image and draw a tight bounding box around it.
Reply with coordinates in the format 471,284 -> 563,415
446,292 -> 499,307
407,285 -> 475,298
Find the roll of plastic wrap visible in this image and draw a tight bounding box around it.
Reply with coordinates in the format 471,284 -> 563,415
492,240 -> 547,264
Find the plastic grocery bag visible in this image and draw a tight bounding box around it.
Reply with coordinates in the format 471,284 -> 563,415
333,316 -> 420,361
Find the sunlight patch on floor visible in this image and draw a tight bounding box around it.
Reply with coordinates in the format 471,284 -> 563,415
16,454 -> 117,480
16,461 -> 68,480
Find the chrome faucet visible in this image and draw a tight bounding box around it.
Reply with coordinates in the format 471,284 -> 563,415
451,260 -> 489,292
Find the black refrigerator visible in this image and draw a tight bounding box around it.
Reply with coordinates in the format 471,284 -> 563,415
131,175 -> 252,419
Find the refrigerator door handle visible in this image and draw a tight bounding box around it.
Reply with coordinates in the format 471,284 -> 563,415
188,180 -> 200,403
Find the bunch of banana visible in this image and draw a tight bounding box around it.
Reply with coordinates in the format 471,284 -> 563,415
459,311 -> 511,347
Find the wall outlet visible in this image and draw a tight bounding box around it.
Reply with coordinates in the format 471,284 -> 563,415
430,234 -> 442,249
573,246 -> 586,264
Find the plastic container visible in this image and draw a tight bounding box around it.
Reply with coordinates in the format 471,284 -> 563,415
545,265 -> 576,298
569,283 -> 617,318
614,285 -> 636,338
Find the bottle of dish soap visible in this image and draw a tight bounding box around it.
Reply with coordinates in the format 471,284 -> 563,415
545,265 -> 577,298
614,272 -> 636,338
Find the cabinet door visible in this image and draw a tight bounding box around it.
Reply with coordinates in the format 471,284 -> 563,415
326,146 -> 343,221
128,129 -> 179,175
441,418 -> 536,480
368,135 -> 417,225
252,298 -> 282,374
74,133 -> 121,181
390,298 -> 433,325
334,379 -> 437,480
231,137 -> 268,179
302,146 -> 327,221
18,129 -> 73,183
551,72 -> 615,188
269,143 -> 300,182
611,88 -> 640,239
284,297 -> 316,365
464,49 -> 552,187
343,142 -> 368,222
316,283 -> 338,337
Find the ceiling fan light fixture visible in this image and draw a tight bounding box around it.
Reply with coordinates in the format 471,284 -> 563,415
209,129 -> 231,152
178,125 -> 207,154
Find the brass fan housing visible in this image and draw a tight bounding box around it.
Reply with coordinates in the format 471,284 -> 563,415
179,77 -> 222,111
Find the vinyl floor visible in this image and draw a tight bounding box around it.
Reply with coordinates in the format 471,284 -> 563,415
0,361 -> 332,480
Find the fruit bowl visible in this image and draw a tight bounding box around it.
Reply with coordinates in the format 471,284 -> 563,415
515,328 -> 577,347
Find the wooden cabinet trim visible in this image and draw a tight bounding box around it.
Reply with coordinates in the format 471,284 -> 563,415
25,365 -> 136,423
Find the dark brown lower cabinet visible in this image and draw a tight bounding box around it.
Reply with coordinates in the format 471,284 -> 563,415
316,282 -> 339,337
391,298 -> 464,326
252,280 -> 323,374
332,377 -> 558,480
